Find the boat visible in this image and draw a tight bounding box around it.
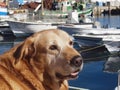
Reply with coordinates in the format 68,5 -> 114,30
4,0 -> 94,38
104,41 -> 120,53
58,23 -> 120,35
7,18 -> 94,38
0,7 -> 8,16
7,8 -> 93,38
73,34 -> 103,46
73,34 -> 120,42
57,11 -> 94,35
58,22 -> 93,35
0,1 -> 7,15
78,28 -> 120,35
7,20 -> 57,37
0,2 -> 9,20
72,36 -> 110,61
73,34 -> 120,53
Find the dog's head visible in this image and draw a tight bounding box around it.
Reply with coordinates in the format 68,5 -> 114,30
14,29 -> 83,81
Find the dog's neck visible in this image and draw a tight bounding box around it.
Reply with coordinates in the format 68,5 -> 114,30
28,58 -> 68,90
30,59 -> 69,90
14,59 -> 68,90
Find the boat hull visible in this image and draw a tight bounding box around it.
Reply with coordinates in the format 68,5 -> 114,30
73,34 -> 120,53
0,7 -> 8,15
58,23 -> 93,35
7,21 -> 57,37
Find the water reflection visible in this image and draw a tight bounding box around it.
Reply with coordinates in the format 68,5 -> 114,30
95,15 -> 120,28
0,37 -> 26,54
104,56 -> 120,73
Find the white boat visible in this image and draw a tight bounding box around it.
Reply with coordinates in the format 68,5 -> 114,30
0,7 -> 8,16
0,7 -> 10,20
8,21 -> 94,38
104,41 -> 120,53
7,4 -> 94,38
7,14 -> 94,37
73,34 -> 120,53
58,23 -> 93,35
58,13 -> 120,36
73,34 -> 103,46
79,28 -> 120,35
7,20 -> 57,37
58,25 -> 120,36
74,34 -> 120,42
57,9 -> 94,35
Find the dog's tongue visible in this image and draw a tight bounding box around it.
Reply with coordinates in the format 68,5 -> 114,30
70,71 -> 79,76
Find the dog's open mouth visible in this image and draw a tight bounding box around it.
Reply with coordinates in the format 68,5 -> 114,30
56,69 -> 80,80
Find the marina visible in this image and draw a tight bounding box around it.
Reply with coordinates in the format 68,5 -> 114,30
0,13 -> 120,90
0,0 -> 120,90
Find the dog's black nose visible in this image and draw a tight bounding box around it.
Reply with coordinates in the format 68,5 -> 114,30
70,55 -> 83,67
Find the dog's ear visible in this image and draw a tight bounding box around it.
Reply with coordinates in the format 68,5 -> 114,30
14,37 -> 36,64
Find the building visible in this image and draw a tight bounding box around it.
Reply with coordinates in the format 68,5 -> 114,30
91,0 -> 120,7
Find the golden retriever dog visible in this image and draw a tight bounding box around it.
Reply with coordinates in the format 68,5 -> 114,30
0,29 -> 83,90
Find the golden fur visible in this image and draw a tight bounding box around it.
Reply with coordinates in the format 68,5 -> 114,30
0,29 -> 83,90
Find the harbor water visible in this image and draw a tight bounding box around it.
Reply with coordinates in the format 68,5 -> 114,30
95,15 -> 120,28
0,15 -> 120,90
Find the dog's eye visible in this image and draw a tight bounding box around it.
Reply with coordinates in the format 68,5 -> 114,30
69,41 -> 73,46
49,45 -> 58,50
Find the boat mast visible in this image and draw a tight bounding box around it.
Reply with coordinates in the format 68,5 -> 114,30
41,0 -> 44,15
